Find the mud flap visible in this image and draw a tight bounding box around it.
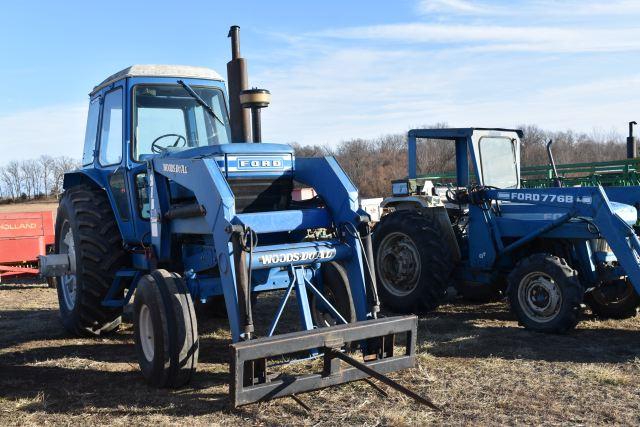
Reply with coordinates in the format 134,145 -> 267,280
230,315 -> 419,407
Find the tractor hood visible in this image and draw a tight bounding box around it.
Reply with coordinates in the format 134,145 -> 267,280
164,143 -> 294,158
610,201 -> 638,225
500,201 -> 638,226
160,143 -> 295,177
160,143 -> 295,214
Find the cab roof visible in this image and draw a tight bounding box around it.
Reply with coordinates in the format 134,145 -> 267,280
91,64 -> 224,95
408,127 -> 524,139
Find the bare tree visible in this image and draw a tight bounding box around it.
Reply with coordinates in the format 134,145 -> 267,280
21,159 -> 45,199
0,168 -> 16,200
3,161 -> 22,200
39,155 -> 55,197
290,123 -> 627,197
52,156 -> 80,197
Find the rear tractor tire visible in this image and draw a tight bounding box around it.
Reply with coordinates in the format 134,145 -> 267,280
508,253 -> 583,333
55,184 -> 128,336
585,279 -> 639,319
373,209 -> 455,313
134,269 -> 199,388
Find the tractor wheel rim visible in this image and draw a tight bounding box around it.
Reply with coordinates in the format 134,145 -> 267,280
139,304 -> 155,362
377,232 -> 421,297
518,272 -> 562,322
59,224 -> 77,311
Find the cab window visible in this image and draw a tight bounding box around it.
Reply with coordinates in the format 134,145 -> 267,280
98,88 -> 124,166
479,137 -> 518,188
133,84 -> 231,161
82,97 -> 101,166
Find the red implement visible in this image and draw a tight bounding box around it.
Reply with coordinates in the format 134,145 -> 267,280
0,211 -> 55,281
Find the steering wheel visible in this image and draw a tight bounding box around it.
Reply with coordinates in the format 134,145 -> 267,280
151,134 -> 187,154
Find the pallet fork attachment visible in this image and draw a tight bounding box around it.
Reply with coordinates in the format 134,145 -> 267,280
230,315 -> 438,409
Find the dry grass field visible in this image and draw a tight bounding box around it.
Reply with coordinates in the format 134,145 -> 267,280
0,201 -> 58,214
0,281 -> 639,426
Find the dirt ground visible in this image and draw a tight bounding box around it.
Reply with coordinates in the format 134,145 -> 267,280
0,200 -> 58,214
0,281 -> 638,426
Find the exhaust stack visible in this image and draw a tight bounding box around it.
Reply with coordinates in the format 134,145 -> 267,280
227,26 -> 251,142
627,121 -> 637,159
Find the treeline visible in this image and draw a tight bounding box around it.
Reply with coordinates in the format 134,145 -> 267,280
293,124 -> 627,198
0,124 -> 627,202
0,156 -> 80,202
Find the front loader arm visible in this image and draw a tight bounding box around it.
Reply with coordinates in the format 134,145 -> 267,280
148,157 -> 244,339
485,186 -> 640,294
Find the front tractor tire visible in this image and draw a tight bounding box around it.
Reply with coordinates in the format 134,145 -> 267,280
585,279 -> 640,319
508,254 -> 583,333
134,270 -> 199,388
55,185 -> 128,336
373,209 -> 455,313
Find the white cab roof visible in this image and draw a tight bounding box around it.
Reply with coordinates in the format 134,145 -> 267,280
92,64 -> 224,95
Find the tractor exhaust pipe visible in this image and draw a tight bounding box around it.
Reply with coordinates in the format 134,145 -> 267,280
627,121 -> 637,159
227,26 -> 252,142
546,139 -> 562,187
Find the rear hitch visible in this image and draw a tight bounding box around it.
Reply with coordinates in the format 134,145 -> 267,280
230,315 -> 438,409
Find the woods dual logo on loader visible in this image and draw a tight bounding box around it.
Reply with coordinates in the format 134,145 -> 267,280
39,26 -> 436,410
374,128 -> 640,332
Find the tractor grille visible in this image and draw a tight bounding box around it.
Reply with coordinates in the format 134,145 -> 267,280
228,176 -> 293,213
592,238 -> 611,253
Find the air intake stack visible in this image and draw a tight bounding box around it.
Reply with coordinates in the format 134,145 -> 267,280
241,88 -> 271,142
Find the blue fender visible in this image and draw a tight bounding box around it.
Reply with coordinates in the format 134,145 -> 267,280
63,169 -> 108,191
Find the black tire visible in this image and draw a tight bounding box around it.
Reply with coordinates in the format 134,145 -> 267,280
585,279 -> 640,319
55,184 -> 128,336
508,253 -> 583,333
457,281 -> 503,303
134,269 -> 199,388
310,261 -> 357,327
373,209 -> 455,313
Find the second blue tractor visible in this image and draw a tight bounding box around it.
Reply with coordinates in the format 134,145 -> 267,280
374,128 -> 640,333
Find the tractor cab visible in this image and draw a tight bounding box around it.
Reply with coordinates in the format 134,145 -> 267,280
383,127 -> 522,209
69,64 -> 296,246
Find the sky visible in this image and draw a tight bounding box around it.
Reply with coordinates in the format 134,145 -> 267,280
0,0 -> 639,161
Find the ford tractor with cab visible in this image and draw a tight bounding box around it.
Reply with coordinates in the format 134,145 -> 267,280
374,128 -> 640,333
39,27 -> 435,408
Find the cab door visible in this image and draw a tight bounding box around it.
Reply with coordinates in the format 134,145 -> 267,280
96,84 -> 135,240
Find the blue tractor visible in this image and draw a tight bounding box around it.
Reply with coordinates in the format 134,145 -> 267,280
39,27 -> 432,408
373,128 -> 640,333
